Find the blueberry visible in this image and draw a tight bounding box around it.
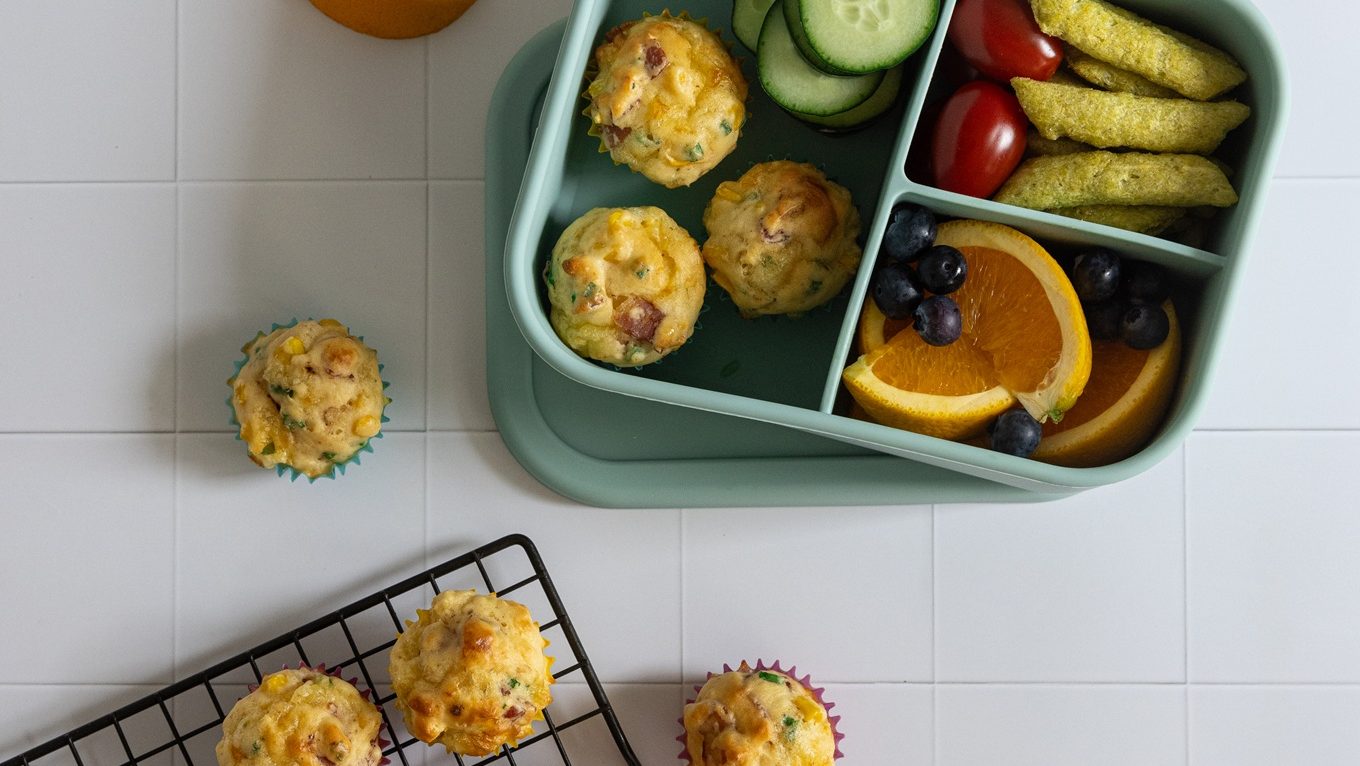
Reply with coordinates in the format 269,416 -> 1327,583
871,263 -> 925,320
1120,302 -> 1170,349
990,409 -> 1043,457
1084,299 -> 1125,341
913,295 -> 963,346
1071,248 -> 1122,304
1124,261 -> 1171,304
916,245 -> 968,294
881,204 -> 937,264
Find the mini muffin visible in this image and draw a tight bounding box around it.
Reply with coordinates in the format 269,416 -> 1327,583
682,662 -> 839,766
545,206 -> 706,367
389,590 -> 554,756
584,14 -> 747,188
228,319 -> 386,479
702,161 -> 862,317
216,667 -> 382,766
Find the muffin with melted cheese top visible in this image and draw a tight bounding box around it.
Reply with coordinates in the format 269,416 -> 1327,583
216,667 -> 382,766
228,319 -> 386,479
545,206 -> 706,367
702,161 -> 862,317
389,590 -> 554,757
683,662 -> 838,766
585,14 -> 747,188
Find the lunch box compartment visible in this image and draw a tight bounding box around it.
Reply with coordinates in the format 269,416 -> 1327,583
502,0 -> 1287,494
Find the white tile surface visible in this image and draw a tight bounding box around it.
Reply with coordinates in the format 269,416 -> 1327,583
176,182 -> 427,431
1187,432 -> 1360,683
426,433 -> 682,683
0,1 -> 174,181
174,433 -> 425,678
1251,0 -> 1360,177
1197,180 -> 1360,429
428,181 -> 493,430
0,185 -> 176,432
0,686 -> 161,759
824,684 -> 933,765
3,0 -> 1360,761
427,0 -> 575,179
1190,686 -> 1360,766
0,436 -> 174,683
178,0 -> 426,180
936,451 -> 1185,682
936,685 -> 1187,766
682,504 -> 933,683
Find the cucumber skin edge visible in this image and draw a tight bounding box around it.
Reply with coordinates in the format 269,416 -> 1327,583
757,0 -> 883,116
796,0 -> 943,74
784,0 -> 859,76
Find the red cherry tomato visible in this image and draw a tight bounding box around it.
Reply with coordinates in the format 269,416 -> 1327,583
947,0 -> 1063,82
931,80 -> 1027,199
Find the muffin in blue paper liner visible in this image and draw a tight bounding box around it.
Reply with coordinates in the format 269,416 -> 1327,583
227,318 -> 389,482
217,663 -> 389,766
678,659 -> 843,765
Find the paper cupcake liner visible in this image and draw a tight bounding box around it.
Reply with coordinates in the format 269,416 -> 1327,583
241,663 -> 391,766
676,658 -> 844,763
226,318 -> 390,483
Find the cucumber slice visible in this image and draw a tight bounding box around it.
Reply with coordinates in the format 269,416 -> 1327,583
733,0 -> 777,52
757,0 -> 884,117
790,64 -> 904,130
787,0 -> 940,74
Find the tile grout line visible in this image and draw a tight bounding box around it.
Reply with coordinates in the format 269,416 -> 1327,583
423,32 -> 432,564
171,0 -> 181,686
931,502 -> 938,685
678,508 -> 686,686
932,502 -> 939,766
1182,445 -> 1191,765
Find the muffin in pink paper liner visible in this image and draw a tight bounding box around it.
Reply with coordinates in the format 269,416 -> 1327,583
227,318 -> 389,482
679,659 -> 843,765
216,664 -> 387,766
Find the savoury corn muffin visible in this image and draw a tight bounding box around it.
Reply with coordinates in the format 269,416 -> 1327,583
228,319 -> 386,479
683,663 -> 837,766
584,14 -> 747,188
702,161 -> 862,317
216,667 -> 382,766
545,206 -> 706,367
389,590 -> 554,756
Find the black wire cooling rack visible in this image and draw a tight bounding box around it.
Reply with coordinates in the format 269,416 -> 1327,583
1,534 -> 640,766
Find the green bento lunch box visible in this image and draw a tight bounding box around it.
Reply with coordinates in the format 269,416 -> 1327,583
501,0 -> 1287,495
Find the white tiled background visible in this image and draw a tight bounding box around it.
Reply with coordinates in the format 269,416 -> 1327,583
1,0 -> 1357,763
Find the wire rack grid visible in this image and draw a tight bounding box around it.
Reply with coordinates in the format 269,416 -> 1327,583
1,534 -> 640,766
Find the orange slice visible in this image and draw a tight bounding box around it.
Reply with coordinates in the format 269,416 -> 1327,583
308,0 -> 477,39
843,219 -> 1091,439
1032,300 -> 1181,467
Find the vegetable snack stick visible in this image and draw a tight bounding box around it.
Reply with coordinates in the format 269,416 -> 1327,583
993,151 -> 1238,209
1043,205 -> 1186,235
1012,77 -> 1250,154
1064,45 -> 1177,98
1029,0 -> 1247,100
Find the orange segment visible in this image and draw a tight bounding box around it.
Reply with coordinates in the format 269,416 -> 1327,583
1033,300 -> 1182,467
844,219 -> 1091,441
308,0 -> 477,39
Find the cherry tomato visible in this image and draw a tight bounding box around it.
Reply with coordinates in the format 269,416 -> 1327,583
947,0 -> 1063,82
931,80 -> 1027,199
